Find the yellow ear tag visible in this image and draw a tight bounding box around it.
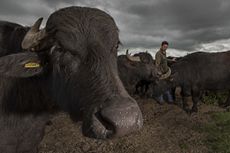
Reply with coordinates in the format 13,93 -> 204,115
24,62 -> 40,68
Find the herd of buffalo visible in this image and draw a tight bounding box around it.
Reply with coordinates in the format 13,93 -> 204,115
0,6 -> 229,153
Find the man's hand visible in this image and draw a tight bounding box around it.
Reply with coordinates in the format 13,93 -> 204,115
172,57 -> 177,62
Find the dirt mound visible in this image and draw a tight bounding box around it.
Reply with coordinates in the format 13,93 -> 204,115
39,98 -> 224,153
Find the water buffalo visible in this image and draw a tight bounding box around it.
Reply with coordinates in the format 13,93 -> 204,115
0,6 -> 143,153
151,51 -> 230,113
117,50 -> 158,95
135,56 -> 181,97
0,21 -> 29,55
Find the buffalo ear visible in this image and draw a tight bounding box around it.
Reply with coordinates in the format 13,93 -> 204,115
0,52 -> 47,78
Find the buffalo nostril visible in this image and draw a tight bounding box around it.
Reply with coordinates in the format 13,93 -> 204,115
82,108 -> 118,139
94,111 -> 115,138
83,99 -> 143,139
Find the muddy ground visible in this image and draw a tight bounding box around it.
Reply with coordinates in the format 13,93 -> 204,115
38,97 -> 224,153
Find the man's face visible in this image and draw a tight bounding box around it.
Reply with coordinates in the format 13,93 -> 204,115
161,44 -> 168,51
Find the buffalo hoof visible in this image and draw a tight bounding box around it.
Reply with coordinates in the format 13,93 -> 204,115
183,106 -> 190,114
185,108 -> 198,115
185,109 -> 191,114
191,106 -> 198,113
46,120 -> 53,126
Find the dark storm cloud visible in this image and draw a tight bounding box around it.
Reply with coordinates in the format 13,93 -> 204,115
0,0 -> 25,15
117,0 -> 230,50
41,0 -> 77,7
0,0 -> 52,25
0,0 -> 50,17
1,0 -> 230,51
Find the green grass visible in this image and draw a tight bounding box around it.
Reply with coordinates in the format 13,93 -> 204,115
201,112 -> 230,153
202,91 -> 228,106
178,142 -> 188,150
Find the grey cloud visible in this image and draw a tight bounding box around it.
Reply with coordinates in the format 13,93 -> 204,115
0,0 -> 28,16
0,0 -> 50,17
41,0 -> 78,8
1,0 -> 230,52
117,0 -> 230,50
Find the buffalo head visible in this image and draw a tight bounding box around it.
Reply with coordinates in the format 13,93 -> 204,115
0,7 -> 143,139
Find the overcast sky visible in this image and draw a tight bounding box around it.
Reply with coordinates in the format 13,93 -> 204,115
1,0 -> 230,57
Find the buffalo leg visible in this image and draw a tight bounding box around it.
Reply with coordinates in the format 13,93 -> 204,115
191,87 -> 201,113
181,85 -> 191,113
182,96 -> 190,113
171,87 -> 176,102
134,81 -> 141,95
224,90 -> 230,107
140,84 -> 145,96
144,83 -> 150,97
0,113 -> 49,153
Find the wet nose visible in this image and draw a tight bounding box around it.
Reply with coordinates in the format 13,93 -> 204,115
100,98 -> 143,138
82,97 -> 143,139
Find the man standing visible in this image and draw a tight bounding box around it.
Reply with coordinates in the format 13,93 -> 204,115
154,41 -> 175,104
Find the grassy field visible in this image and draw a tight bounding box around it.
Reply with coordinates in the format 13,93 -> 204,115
200,112 -> 230,153
194,91 -> 230,153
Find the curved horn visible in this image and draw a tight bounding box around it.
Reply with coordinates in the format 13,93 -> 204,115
21,17 -> 46,50
126,49 -> 141,62
159,68 -> 171,80
30,17 -> 43,32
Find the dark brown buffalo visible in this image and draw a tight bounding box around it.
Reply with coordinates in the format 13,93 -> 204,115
0,6 -> 143,153
151,51 -> 230,113
117,50 -> 158,95
134,55 -> 181,97
0,21 -> 29,55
